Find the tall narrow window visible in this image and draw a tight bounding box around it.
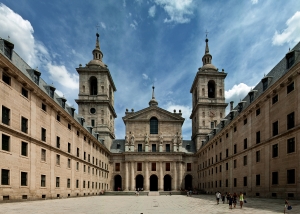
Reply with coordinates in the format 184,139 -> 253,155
287,138 -> 295,153
56,136 -> 60,148
41,175 -> 46,187
137,162 -> 142,171
21,172 -> 27,186
138,144 -> 142,152
89,76 -> 98,95
287,169 -> 295,184
244,138 -> 247,150
115,163 -> 120,171
187,163 -> 192,171
21,141 -> 28,156
256,131 -> 261,144
287,82 -> 294,94
21,117 -> 28,133
273,121 -> 279,136
1,169 -> 10,185
68,143 -> 71,153
1,106 -> 10,125
150,117 -> 158,134
256,150 -> 260,162
22,88 -> 28,98
272,172 -> 278,185
256,174 -> 260,186
2,73 -> 11,85
41,149 -> 46,161
2,134 -> 10,151
165,163 -> 170,171
166,144 -> 170,152
152,144 -> 156,152
41,128 -> 46,142
243,176 -> 247,186
272,144 -> 278,158
207,80 -> 215,98
262,78 -> 268,91
287,112 -> 295,130
56,177 -> 60,187
151,162 -> 156,171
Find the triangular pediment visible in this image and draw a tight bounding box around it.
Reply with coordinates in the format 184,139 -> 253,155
123,106 -> 184,122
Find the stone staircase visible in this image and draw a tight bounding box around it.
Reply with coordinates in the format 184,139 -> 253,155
148,191 -> 160,196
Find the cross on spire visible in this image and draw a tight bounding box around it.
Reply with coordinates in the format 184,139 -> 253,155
96,24 -> 100,33
205,30 -> 209,38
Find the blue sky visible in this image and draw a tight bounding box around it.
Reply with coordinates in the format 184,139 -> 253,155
0,0 -> 299,140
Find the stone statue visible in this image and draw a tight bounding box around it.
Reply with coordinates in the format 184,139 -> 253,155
130,133 -> 135,145
159,133 -> 163,145
125,133 -> 129,145
178,132 -> 183,146
172,135 -> 177,145
144,133 -> 149,145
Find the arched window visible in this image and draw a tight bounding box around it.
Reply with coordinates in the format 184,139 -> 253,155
208,80 -> 215,98
150,117 -> 158,134
89,76 -> 98,95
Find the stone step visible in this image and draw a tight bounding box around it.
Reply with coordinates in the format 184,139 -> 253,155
148,191 -> 160,196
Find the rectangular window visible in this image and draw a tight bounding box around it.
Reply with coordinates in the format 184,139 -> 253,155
226,162 -> 228,170
151,162 -> 156,171
1,169 -> 9,185
243,155 -> 247,166
226,149 -> 228,158
166,144 -> 170,152
56,154 -> 60,165
41,149 -> 46,161
68,124 -> 71,130
256,174 -> 260,186
68,158 -> 71,168
234,178 -> 237,187
22,87 -> 28,98
56,136 -> 60,148
67,178 -> 71,188
41,128 -> 46,142
287,138 -> 295,153
41,175 -> 46,187
76,179 -> 79,188
244,176 -> 247,186
84,152 -> 86,160
272,172 -> 278,185
2,106 -> 10,125
21,172 -> 27,186
272,144 -> 278,158
138,144 -> 142,152
287,82 -> 294,94
21,117 -> 28,133
2,73 -> 11,85
226,179 -> 228,187
244,138 -> 247,150
287,169 -> 295,184
165,163 -> 170,171
273,121 -> 278,136
76,162 -> 79,170
68,143 -> 71,153
84,165 -> 86,172
42,103 -> 47,111
137,162 -> 142,171
152,144 -> 156,152
244,118 -> 247,125
83,180 -> 85,188
187,163 -> 191,171
234,144 -> 237,154
256,150 -> 260,162
220,152 -> 222,160
115,163 -> 120,171
256,131 -> 260,144
21,141 -> 28,156
219,165 -> 222,172
256,108 -> 260,116
77,148 -> 79,157
88,154 -> 90,162
56,114 -> 60,122
287,112 -> 295,130
234,159 -> 237,168
2,134 -> 10,151
272,94 -> 278,104
56,177 -> 60,187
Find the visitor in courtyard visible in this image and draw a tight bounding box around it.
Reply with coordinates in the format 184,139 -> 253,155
284,199 -> 291,213
226,192 -> 230,203
216,191 -> 221,204
228,194 -> 233,209
239,192 -> 244,208
232,192 -> 237,208
222,192 -> 225,204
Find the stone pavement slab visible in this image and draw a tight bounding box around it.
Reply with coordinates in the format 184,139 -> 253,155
0,195 -> 298,214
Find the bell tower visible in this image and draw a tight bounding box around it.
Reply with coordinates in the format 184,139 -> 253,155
190,36 -> 228,150
75,33 -> 117,149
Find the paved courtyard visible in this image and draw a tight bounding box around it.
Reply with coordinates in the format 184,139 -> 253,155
0,194 -> 298,214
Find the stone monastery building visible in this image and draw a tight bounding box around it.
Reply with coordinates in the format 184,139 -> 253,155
0,33 -> 300,201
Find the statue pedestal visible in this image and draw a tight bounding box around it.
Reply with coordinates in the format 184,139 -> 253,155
173,145 -> 177,152
130,145 -> 134,152
145,145 -> 149,152
159,144 -> 163,152
125,145 -> 129,152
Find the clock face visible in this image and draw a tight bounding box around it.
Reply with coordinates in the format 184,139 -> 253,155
90,108 -> 96,114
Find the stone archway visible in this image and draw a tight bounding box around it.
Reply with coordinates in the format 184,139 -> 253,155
185,174 -> 193,190
150,174 -> 158,191
114,175 -> 122,191
136,174 -> 144,190
164,174 -> 172,191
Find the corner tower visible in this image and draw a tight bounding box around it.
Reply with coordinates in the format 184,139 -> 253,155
75,33 -> 117,149
190,36 -> 228,150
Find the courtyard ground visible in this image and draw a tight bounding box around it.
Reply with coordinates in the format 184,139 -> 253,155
0,194 -> 298,214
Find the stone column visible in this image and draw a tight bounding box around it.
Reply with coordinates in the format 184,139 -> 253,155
145,162 -> 149,190
178,162 -> 183,190
125,162 -> 129,190
131,162 -> 135,191
159,162 -> 163,190
173,162 -> 177,190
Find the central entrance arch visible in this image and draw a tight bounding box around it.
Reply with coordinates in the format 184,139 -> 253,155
185,174 -> 192,190
164,174 -> 172,191
136,174 -> 144,190
150,174 -> 158,191
114,175 -> 122,191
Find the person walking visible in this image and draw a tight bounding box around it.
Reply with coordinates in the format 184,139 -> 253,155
228,194 -> 233,209
216,191 -> 221,204
233,192 -> 237,208
222,193 -> 225,204
284,199 -> 290,213
239,192 -> 244,209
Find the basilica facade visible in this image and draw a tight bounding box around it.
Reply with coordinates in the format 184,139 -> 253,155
0,32 -> 300,201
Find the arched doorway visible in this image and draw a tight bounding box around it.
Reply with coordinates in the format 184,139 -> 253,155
185,174 -> 192,190
150,174 -> 158,191
136,174 -> 144,190
114,175 -> 122,191
164,175 -> 172,191
207,80 -> 215,98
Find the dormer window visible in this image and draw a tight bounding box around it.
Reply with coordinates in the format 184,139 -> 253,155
61,98 -> 66,109
286,51 -> 295,69
33,70 -> 41,85
3,40 -> 14,60
49,86 -> 55,99
262,78 -> 268,91
238,103 -> 243,113
249,91 -> 254,103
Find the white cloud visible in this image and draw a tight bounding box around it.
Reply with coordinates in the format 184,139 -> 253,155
55,89 -> 64,97
46,63 -> 79,90
123,0 -> 126,7
0,3 -> 46,67
154,0 -> 194,24
100,22 -> 106,29
149,5 -> 156,17
251,0 -> 258,4
130,23 -> 136,30
142,73 -> 149,79
272,11 -> 300,46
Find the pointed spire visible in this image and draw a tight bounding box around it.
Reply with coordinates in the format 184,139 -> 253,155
149,85 -> 158,106
205,37 -> 209,54
87,33 -> 105,67
95,33 -> 100,50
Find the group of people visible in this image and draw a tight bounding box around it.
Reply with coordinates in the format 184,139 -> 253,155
215,191 -> 245,209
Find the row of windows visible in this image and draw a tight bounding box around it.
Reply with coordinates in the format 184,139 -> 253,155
199,169 -> 296,189
0,169 -> 108,189
115,162 -> 192,172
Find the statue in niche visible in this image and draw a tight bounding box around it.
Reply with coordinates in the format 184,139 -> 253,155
125,133 -> 129,145
178,132 -> 183,146
130,133 -> 135,145
172,135 -> 177,145
144,133 -> 149,145
159,133 -> 163,145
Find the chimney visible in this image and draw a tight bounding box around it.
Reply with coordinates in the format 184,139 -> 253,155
230,101 -> 234,111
